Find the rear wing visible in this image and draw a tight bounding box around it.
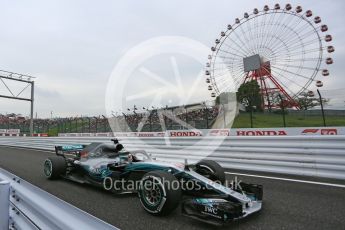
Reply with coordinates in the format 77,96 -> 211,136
55,145 -> 87,157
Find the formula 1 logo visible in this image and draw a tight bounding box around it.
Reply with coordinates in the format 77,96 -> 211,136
301,129 -> 319,135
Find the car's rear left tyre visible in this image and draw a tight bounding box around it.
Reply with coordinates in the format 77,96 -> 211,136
138,171 -> 181,216
44,156 -> 66,180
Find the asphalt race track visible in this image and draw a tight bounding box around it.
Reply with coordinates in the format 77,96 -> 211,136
1,146 -> 345,230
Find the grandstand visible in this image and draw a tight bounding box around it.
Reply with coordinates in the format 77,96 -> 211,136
114,104 -> 220,132
0,103 -> 220,136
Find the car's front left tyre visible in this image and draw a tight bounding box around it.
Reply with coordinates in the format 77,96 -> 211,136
138,171 -> 181,216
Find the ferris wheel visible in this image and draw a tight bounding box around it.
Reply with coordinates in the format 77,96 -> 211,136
206,3 -> 334,109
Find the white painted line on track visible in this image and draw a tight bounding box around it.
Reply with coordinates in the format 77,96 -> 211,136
225,172 -> 345,188
1,145 -> 54,153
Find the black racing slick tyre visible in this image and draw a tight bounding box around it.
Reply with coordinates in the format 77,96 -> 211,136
44,156 -> 67,180
138,171 -> 181,216
195,160 -> 226,184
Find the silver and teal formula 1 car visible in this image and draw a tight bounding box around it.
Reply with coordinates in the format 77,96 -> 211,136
43,139 -> 263,225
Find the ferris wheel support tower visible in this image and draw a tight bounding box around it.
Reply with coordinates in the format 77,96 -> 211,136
243,54 -> 299,110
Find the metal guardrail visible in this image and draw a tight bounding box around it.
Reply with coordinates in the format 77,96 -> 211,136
0,168 -> 118,230
0,136 -> 345,180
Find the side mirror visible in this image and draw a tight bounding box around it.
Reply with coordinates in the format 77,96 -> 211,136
111,138 -> 119,144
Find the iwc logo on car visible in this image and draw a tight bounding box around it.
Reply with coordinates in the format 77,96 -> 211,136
204,206 -> 218,215
201,206 -> 221,219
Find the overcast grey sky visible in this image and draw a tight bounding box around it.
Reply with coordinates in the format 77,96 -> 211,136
0,0 -> 344,118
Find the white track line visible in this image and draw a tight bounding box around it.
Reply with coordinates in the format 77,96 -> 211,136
1,145 -> 54,153
225,172 -> 345,188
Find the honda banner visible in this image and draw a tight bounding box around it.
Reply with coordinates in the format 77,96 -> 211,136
230,127 -> 345,136
58,127 -> 345,137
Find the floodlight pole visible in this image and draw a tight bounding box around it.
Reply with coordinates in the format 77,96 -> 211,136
222,104 -> 226,129
30,81 -> 34,136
